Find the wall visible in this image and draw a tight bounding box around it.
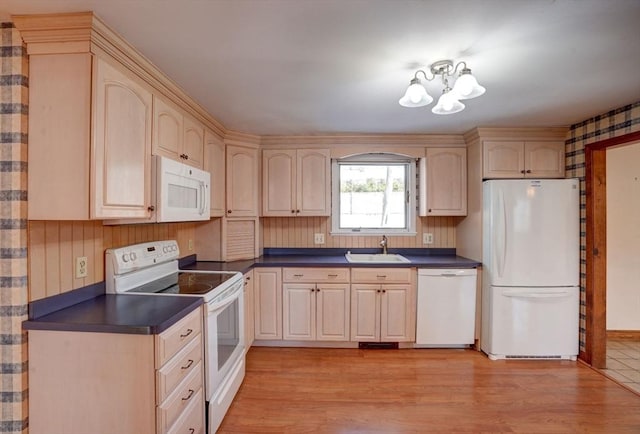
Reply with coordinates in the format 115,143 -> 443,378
262,216 -> 457,248
28,221 -> 195,301
565,101 -> 640,351
0,22 -> 28,434
605,141 -> 640,330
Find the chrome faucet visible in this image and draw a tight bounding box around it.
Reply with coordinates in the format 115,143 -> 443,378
380,235 -> 388,255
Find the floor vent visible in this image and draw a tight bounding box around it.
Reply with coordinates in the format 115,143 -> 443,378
358,342 -> 398,349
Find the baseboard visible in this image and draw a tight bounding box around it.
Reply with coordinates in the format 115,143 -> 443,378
607,330 -> 640,340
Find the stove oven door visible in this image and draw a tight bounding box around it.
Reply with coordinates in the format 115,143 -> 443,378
205,279 -> 245,431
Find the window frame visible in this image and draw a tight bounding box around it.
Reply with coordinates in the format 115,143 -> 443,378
330,153 -> 417,236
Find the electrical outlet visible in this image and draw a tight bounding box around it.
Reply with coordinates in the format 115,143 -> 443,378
314,233 -> 325,244
188,239 -> 194,251
423,233 -> 434,245
75,256 -> 88,279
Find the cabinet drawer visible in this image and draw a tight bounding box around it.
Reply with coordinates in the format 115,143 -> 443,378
165,387 -> 205,434
351,268 -> 413,284
156,307 -> 202,368
158,364 -> 203,434
283,267 -> 349,283
157,335 -> 202,402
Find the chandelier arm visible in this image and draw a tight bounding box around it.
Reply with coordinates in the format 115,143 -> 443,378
414,69 -> 436,82
452,61 -> 468,75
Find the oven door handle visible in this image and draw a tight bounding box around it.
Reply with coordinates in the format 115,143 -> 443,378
207,284 -> 242,313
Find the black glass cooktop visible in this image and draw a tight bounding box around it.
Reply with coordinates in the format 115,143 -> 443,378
128,272 -> 237,296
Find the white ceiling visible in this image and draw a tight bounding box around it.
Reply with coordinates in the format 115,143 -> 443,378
2,0 -> 640,136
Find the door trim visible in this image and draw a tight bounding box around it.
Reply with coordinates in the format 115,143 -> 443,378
583,130 -> 640,367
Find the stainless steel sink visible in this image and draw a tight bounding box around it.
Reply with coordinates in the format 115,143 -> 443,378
345,252 -> 410,263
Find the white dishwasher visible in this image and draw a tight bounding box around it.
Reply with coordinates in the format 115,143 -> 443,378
416,268 -> 478,347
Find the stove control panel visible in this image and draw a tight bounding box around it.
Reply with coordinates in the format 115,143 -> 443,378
106,240 -> 180,276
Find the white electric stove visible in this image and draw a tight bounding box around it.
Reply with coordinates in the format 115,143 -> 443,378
105,240 -> 245,434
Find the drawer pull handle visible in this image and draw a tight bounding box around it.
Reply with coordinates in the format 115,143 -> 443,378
376,275 -> 387,278
180,329 -> 193,339
182,389 -> 195,401
293,274 -> 304,277
181,359 -> 194,370
327,274 -> 338,277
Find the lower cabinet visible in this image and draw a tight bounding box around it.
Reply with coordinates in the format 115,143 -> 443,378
243,270 -> 255,347
28,307 -> 205,434
253,268 -> 283,340
282,268 -> 350,341
350,268 -> 416,342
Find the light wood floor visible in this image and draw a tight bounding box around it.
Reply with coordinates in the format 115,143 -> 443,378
219,347 -> 640,433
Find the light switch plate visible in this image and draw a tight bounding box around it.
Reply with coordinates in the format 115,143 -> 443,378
423,233 -> 434,245
314,233 -> 325,244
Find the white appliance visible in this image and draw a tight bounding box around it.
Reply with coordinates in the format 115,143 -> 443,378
155,155 -> 210,222
105,240 -> 245,433
416,268 -> 477,347
481,179 -> 580,360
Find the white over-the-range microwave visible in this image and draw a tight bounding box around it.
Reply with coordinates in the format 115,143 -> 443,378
106,155 -> 210,224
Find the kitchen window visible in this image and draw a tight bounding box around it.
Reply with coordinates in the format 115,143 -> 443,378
331,154 -> 416,235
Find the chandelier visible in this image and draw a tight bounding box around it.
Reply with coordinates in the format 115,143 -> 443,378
399,60 -> 485,115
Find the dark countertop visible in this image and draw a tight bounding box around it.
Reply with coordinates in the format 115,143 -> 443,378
180,248 -> 481,274
23,293 -> 203,335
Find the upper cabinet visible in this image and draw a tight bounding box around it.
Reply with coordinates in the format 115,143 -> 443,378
419,147 -> 467,216
226,144 -> 259,217
483,140 -> 565,179
27,52 -> 152,220
152,95 -> 204,169
16,12 -> 225,221
262,149 -> 330,217
204,129 -> 226,217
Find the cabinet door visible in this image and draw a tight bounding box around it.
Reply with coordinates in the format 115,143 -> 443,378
483,141 -> 525,179
262,149 -> 296,216
283,283 -> 315,340
316,284 -> 350,341
350,284 -> 380,342
297,149 -> 331,216
183,114 -> 204,168
421,147 -> 467,216
524,141 -> 565,178
204,129 -> 226,217
380,284 -> 415,342
152,95 -> 183,162
253,268 -> 282,340
243,271 -> 255,347
92,56 -> 152,219
226,144 -> 259,217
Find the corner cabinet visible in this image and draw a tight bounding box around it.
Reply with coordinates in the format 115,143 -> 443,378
262,149 -> 331,216
419,147 -> 467,216
28,53 -> 153,220
226,144 -> 259,217
483,140 -> 565,179
350,268 -> 416,342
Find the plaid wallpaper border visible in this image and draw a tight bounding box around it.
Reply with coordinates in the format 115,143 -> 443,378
0,22 -> 28,434
565,102 -> 640,353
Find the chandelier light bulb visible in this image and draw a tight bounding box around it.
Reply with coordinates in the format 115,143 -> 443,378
452,68 -> 486,100
432,89 -> 465,115
398,77 -> 433,107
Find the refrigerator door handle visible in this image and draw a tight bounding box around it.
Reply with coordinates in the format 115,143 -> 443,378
495,190 -> 507,278
502,290 -> 571,298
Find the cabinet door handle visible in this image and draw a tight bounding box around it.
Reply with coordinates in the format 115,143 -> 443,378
180,328 -> 193,339
181,359 -> 194,370
296,209 -> 300,213
520,169 -> 526,174
227,210 -> 232,214
291,209 -> 295,213
182,389 -> 195,401
526,169 -> 532,173
189,429 -> 195,434
147,205 -> 155,212
377,289 -> 381,293
382,289 -> 386,293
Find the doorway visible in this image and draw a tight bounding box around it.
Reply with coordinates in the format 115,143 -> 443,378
584,131 -> 640,368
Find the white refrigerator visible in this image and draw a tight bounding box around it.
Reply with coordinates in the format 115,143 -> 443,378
481,179 -> 580,360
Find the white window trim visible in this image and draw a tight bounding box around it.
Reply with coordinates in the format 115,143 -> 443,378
330,153 -> 417,236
